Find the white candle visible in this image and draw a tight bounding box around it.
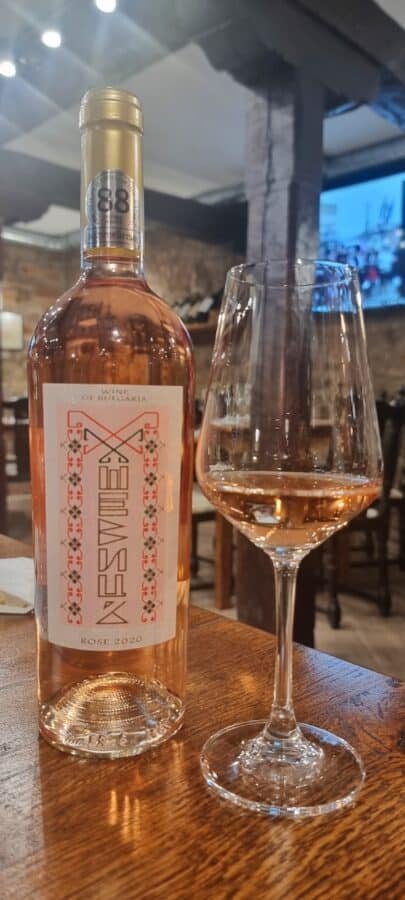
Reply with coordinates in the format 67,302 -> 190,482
0,311 -> 24,350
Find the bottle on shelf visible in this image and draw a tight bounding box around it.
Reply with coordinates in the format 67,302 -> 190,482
172,299 -> 184,318
28,88 -> 195,758
187,293 -> 202,325
195,294 -> 215,323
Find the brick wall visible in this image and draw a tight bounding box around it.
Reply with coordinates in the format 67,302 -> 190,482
2,234 -> 404,400
146,227 -> 238,303
145,228 -> 239,396
2,241 -> 71,398
364,311 -> 405,397
62,228 -> 238,304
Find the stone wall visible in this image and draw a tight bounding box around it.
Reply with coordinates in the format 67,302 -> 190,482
1,233 -> 404,401
2,241 -> 71,398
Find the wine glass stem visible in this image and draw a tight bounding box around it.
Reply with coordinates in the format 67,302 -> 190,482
264,558 -> 300,740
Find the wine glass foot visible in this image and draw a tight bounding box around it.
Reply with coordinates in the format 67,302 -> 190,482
200,720 -> 365,818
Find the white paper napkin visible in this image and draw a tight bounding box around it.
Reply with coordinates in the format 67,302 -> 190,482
0,557 -> 35,615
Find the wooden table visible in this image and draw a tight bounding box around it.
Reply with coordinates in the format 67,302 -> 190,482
0,535 -> 404,899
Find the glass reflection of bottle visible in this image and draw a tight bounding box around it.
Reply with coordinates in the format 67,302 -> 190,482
28,88 -> 194,758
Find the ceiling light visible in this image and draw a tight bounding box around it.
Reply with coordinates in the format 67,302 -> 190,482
0,59 -> 16,78
95,0 -> 117,12
41,29 -> 62,49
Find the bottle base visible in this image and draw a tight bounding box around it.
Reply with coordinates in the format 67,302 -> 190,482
39,673 -> 184,758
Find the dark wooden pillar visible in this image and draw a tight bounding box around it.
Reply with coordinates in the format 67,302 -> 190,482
236,66 -> 324,647
0,222 -> 7,533
245,65 -> 323,260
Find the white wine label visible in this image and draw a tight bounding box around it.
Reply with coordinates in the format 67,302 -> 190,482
84,169 -> 141,250
43,384 -> 182,651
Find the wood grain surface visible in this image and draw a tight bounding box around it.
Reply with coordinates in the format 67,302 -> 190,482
0,535 -> 404,900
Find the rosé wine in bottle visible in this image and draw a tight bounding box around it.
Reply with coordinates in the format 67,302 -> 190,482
28,88 -> 194,758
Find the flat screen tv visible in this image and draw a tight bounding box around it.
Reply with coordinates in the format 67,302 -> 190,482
320,172 -> 405,309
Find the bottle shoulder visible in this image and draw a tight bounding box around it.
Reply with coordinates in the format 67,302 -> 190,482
28,271 -> 193,362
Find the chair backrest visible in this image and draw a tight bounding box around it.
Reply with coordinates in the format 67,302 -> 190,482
12,397 -> 30,480
375,399 -> 391,434
14,396 -> 28,422
378,400 -> 405,510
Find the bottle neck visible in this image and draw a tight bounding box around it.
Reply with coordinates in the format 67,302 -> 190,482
80,120 -> 144,274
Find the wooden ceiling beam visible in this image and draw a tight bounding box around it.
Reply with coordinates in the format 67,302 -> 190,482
295,0 -> 405,128
3,128 -> 405,255
324,135 -> 405,187
296,0 -> 405,83
371,69 -> 405,129
225,0 -> 378,102
125,0 -> 404,117
0,149 -> 245,251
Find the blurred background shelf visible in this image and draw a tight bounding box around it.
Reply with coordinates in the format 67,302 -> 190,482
187,322 -> 217,344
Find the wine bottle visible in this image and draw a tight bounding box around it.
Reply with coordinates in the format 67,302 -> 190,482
28,88 -> 195,758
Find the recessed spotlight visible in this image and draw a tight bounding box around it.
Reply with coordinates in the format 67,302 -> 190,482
41,29 -> 62,49
95,0 -> 117,12
0,59 -> 16,78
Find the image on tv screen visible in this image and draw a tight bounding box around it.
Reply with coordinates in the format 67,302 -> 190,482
320,172 -> 405,309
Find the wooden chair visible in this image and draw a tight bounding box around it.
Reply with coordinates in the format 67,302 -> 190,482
191,484 -> 216,590
191,487 -> 234,609
2,397 -> 30,481
191,420 -> 234,608
326,399 -> 405,626
13,397 -> 30,481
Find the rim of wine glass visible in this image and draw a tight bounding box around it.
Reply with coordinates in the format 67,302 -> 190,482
227,259 -> 357,288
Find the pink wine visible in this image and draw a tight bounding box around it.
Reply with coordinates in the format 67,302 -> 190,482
200,470 -> 379,552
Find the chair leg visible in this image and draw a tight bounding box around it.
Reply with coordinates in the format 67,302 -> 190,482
376,527 -> 391,617
191,517 -> 199,577
326,536 -> 342,629
365,529 -> 374,560
215,514 -> 233,610
399,503 -> 405,571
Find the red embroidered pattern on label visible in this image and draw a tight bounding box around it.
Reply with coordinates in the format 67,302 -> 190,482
60,408 -> 163,628
62,419 -> 84,625
141,421 -> 161,623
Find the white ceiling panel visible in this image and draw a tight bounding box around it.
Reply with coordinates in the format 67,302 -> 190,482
122,44 -> 252,189
0,0 -> 62,38
14,203 -> 80,235
0,75 -> 60,130
376,0 -> 405,28
0,113 -> 23,144
323,106 -> 401,157
143,160 -> 222,198
7,107 -> 80,169
6,43 -> 253,197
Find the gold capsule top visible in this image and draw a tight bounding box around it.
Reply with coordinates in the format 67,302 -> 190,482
79,87 -> 143,133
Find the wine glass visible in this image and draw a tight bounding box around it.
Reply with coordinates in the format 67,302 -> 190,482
196,260 -> 382,817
